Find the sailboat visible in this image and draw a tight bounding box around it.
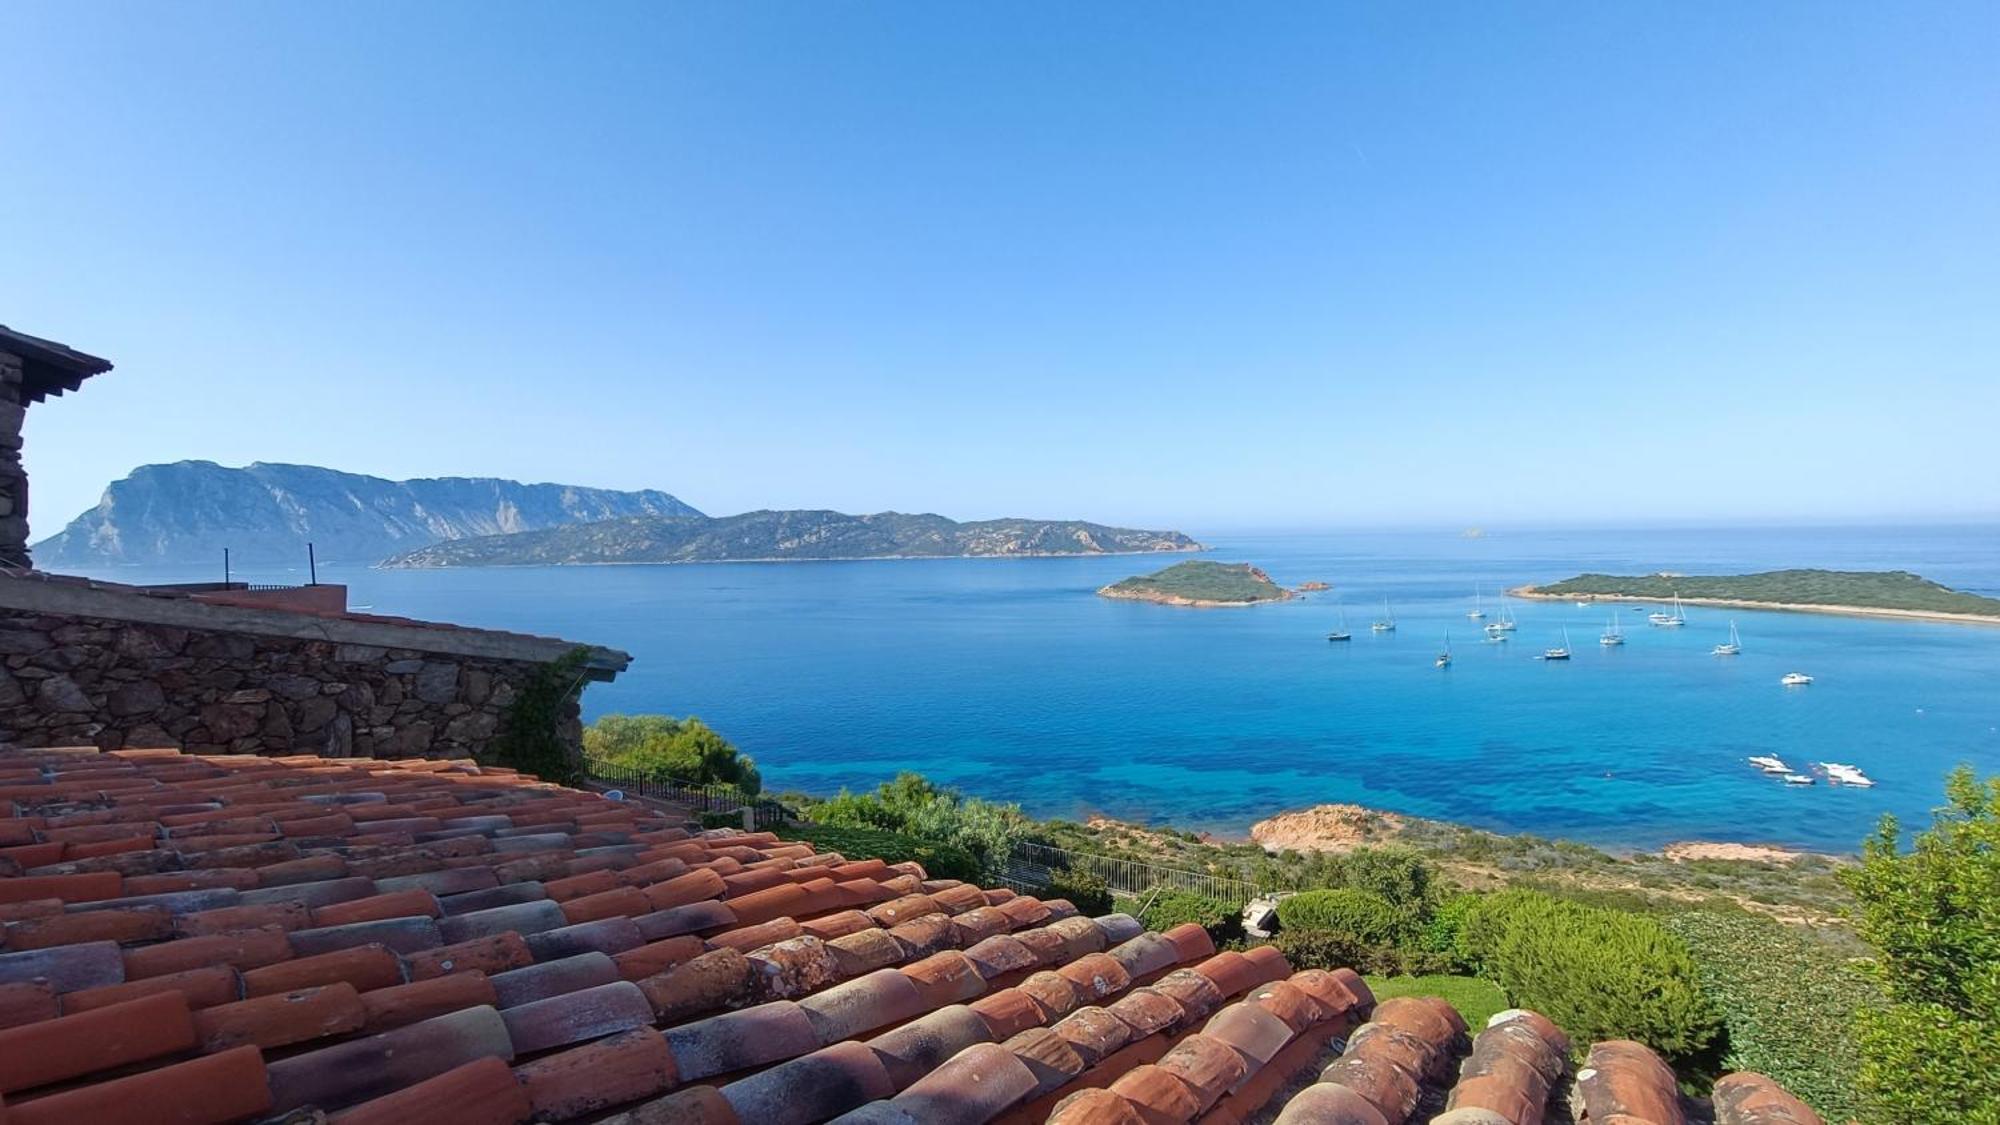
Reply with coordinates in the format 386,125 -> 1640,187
1326,605 -> 1351,642
1712,620 -> 1741,656
1491,602 -> 1518,632
1543,628 -> 1572,660
1648,593 -> 1687,627
1371,598 -> 1396,633
1435,631 -> 1452,668
1600,615 -> 1624,646
1467,586 -> 1485,620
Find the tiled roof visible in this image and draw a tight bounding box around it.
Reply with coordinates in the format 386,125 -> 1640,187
0,324 -> 114,403
0,744 -> 1825,1125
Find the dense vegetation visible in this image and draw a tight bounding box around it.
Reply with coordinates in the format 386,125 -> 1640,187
787,772 -> 1037,882
1841,765 -> 2000,1123
1531,568 -> 2000,616
1664,911 -> 1877,1121
1136,890 -> 1243,945
1098,560 -> 1292,604
584,713 -> 762,794
384,509 -> 1199,567
1457,889 -> 1720,1059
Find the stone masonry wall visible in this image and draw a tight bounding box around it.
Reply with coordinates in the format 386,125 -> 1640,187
0,349 -> 31,568
0,609 -> 582,761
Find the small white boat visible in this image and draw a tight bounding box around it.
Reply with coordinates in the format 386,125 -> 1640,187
1781,672 -> 1813,686
1783,773 -> 1816,786
1468,585 -> 1485,620
1748,755 -> 1792,774
1648,593 -> 1687,627
1492,604 -> 1518,632
1371,598 -> 1396,633
1600,616 -> 1624,646
1821,762 -> 1876,787
1574,600 -> 1590,609
1543,629 -> 1572,661
1712,621 -> 1742,656
1435,631 -> 1452,668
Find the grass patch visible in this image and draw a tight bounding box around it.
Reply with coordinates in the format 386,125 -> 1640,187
1363,973 -> 1509,1028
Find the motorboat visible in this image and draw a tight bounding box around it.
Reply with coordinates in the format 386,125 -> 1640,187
1781,672 -> 1813,686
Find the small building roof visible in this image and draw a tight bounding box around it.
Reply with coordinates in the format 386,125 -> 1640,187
0,324 -> 116,403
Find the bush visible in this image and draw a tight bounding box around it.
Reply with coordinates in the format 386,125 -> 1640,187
773,823 -> 983,883
1665,911 -> 1879,1122
1044,868 -> 1113,916
1276,888 -> 1403,945
1468,889 -> 1719,1059
802,772 -> 1032,882
1271,930 -> 1456,977
1419,892 -> 1480,972
587,713 -> 761,794
490,648 -> 590,785
1139,890 -> 1242,945
1842,766 -> 2000,1123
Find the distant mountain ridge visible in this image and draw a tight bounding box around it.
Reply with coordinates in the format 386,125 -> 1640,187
36,461 -> 704,565
379,510 -> 1202,567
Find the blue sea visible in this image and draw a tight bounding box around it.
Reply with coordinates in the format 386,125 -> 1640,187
71,524 -> 2000,853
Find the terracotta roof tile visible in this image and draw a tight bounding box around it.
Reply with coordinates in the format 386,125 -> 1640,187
1712,1071 -> 1825,1125
515,1026 -> 680,1121
0,745 -> 1832,1125
5,1043 -> 271,1125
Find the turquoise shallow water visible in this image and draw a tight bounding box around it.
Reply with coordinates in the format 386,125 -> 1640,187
74,524 -> 2000,852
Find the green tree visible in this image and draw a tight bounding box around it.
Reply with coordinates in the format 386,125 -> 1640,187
1842,765 -> 2000,1123
585,713 -> 761,794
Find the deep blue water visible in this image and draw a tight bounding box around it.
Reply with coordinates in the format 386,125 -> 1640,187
71,524 -> 2000,852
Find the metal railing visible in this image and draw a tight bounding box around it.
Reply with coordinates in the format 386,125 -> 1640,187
1006,840 -> 1266,906
582,755 -> 799,830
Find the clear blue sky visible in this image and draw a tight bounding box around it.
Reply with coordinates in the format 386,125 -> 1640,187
4,3 -> 1995,533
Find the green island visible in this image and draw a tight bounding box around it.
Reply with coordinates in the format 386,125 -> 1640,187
1097,560 -> 1293,606
1518,568 -> 2000,622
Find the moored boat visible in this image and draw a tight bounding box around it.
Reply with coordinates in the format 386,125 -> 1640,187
1781,672 -> 1813,686
1712,620 -> 1742,656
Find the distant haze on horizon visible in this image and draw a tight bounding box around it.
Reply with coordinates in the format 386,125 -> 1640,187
5,4 -> 1995,534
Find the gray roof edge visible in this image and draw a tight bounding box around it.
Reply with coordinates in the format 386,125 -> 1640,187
0,574 -> 631,678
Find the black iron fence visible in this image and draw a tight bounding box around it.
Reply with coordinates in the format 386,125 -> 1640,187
1006,840 -> 1267,906
582,755 -> 799,830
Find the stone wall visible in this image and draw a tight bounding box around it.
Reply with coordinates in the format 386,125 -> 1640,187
0,609 -> 582,761
0,349 -> 30,568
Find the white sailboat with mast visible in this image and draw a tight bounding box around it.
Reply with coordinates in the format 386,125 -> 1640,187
1467,585 -> 1485,620
1648,592 -> 1687,627
1600,614 -> 1624,646
1712,620 -> 1741,656
1371,597 -> 1396,633
1436,630 -> 1452,668
1543,628 -> 1573,660
1326,604 -> 1351,642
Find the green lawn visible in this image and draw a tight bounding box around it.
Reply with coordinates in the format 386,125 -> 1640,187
1363,973 -> 1509,1028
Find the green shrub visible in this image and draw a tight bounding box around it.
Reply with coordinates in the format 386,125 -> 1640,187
1271,930 -> 1455,976
1277,889 -> 1402,945
1420,892 -> 1480,971
1044,868 -> 1113,916
1665,911 -> 1878,1122
801,772 -> 1032,882
587,713 -> 761,794
1842,766 -> 2000,1124
1472,889 -> 1719,1059
1139,890 -> 1242,945
773,823 -> 983,884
